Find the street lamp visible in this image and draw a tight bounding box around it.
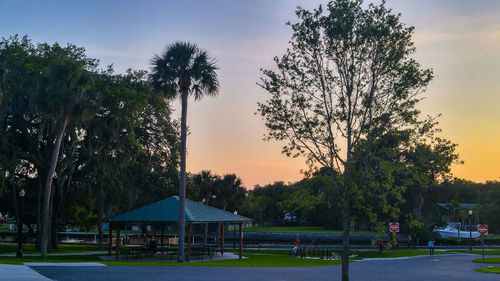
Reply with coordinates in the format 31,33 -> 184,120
468,210 -> 472,251
16,189 -> 25,257
233,211 -> 237,249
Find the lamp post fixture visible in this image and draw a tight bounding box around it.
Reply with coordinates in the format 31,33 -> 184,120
469,210 -> 472,251
16,189 -> 25,257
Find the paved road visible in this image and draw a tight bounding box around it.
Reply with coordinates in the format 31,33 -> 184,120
31,255 -> 498,281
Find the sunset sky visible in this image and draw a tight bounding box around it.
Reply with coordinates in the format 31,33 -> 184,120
2,0 -> 499,188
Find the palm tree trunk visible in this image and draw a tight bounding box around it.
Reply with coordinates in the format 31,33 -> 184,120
177,91 -> 188,262
40,116 -> 69,260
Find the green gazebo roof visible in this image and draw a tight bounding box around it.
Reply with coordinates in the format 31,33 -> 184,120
105,196 -> 252,223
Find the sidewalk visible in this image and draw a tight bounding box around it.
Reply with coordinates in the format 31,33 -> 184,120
0,264 -> 52,281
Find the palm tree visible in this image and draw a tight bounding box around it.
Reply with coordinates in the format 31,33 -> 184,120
195,170 -> 217,205
151,42 -> 219,262
193,170 -> 217,244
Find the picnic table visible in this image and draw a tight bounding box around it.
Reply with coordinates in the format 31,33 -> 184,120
188,243 -> 216,260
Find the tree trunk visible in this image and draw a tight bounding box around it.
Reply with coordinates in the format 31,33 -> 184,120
50,210 -> 58,249
98,186 -> 104,249
10,173 -> 21,249
36,180 -> 42,250
342,189 -> 350,281
177,91 -> 188,262
417,190 -> 424,218
48,185 -> 56,250
40,116 -> 69,260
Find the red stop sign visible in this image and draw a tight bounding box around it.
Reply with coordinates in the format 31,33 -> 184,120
477,224 -> 488,235
389,222 -> 399,233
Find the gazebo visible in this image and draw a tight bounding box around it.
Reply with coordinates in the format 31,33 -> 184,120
104,196 -> 252,261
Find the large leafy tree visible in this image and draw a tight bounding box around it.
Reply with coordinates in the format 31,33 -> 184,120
37,43 -> 97,260
0,37 -> 98,260
1,36 -> 181,256
257,1 -> 433,279
0,36 -> 41,245
242,182 -> 287,225
151,42 -> 219,262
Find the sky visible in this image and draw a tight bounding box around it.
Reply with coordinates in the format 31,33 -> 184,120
2,0 -> 500,188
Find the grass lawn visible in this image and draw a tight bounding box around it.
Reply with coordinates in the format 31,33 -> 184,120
243,226 -> 375,235
0,250 -> 342,267
103,253 -> 343,267
474,267 -> 500,274
0,244 -> 102,255
352,249 -> 443,259
473,257 -> 500,264
0,248 -> 473,267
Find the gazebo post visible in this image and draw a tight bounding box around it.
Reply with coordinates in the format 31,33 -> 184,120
221,223 -> 225,256
115,226 -> 120,261
161,225 -> 164,252
239,223 -> 242,259
108,223 -> 113,256
204,222 -> 208,244
187,223 -> 191,262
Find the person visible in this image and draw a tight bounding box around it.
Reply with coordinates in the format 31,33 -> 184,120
378,238 -> 384,254
428,240 -> 434,256
408,235 -> 412,249
386,241 -> 393,250
312,233 -> 318,247
292,236 -> 300,256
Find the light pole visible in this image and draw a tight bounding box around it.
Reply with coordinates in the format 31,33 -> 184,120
468,210 -> 472,251
16,188 -> 25,257
233,211 -> 237,249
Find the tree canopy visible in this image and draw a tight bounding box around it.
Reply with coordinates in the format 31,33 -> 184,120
0,36 -> 180,254
257,1 -> 449,279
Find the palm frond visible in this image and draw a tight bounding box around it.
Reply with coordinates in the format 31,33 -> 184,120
150,41 -> 219,101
